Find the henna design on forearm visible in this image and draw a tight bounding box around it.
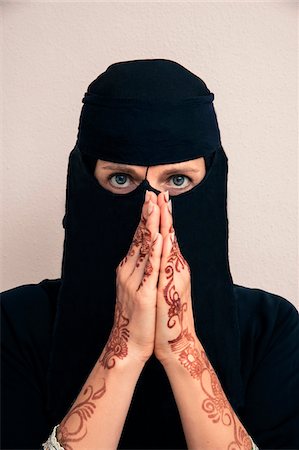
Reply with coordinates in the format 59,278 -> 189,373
99,302 -> 130,369
56,378 -> 106,450
163,234 -> 251,450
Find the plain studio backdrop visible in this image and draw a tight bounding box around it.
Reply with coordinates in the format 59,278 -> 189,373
0,1 -> 298,308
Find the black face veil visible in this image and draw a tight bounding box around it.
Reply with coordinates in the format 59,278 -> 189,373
46,59 -> 245,448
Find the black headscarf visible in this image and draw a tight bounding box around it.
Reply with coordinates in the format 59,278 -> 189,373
46,59 -> 245,449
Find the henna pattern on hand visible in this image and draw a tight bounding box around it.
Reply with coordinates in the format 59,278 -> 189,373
98,302 -> 130,369
119,210 -> 155,289
120,215 -> 152,267
106,209 -> 155,369
163,234 -> 251,450
56,379 -> 106,450
137,233 -> 160,290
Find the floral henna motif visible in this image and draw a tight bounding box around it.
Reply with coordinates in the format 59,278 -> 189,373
163,235 -> 188,329
136,219 -> 152,267
137,258 -> 153,291
170,328 -> 250,449
168,233 -> 188,273
163,235 -> 250,449
56,379 -> 106,450
228,428 -> 252,450
129,216 -> 147,257
137,233 -> 160,290
119,215 -> 152,268
98,302 -> 130,369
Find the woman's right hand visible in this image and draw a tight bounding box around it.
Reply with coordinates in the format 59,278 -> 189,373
99,190 -> 163,369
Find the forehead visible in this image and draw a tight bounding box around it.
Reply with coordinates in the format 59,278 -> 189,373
98,157 -> 203,172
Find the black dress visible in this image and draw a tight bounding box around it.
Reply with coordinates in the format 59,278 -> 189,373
1,278 -> 299,450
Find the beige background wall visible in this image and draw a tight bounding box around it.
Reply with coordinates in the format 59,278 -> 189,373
1,1 -> 298,308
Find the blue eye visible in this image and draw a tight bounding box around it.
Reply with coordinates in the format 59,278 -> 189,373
109,173 -> 130,187
107,172 -> 192,191
170,175 -> 190,188
115,174 -> 127,184
172,175 -> 185,186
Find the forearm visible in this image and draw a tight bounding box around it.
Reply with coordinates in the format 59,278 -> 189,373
54,351 -> 144,450
162,339 -> 252,450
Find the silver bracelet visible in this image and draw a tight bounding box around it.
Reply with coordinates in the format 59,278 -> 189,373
42,424 -> 65,450
42,423 -> 259,450
250,435 -> 259,450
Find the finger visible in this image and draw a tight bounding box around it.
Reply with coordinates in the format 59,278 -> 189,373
158,191 -> 174,239
158,232 -> 175,304
118,191 -> 153,275
129,200 -> 160,283
136,232 -> 163,292
148,190 -> 158,204
158,231 -> 189,301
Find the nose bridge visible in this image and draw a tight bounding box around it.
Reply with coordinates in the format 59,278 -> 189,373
142,178 -> 161,195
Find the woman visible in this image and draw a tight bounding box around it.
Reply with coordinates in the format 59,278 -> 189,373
1,59 -> 298,450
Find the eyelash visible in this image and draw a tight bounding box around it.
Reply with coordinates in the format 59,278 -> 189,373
108,173 -> 192,189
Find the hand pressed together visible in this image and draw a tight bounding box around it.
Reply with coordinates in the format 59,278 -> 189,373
100,189 -> 197,369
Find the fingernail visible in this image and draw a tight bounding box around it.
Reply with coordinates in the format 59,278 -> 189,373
170,232 -> 175,243
145,190 -> 151,203
167,199 -> 172,214
147,200 -> 154,216
164,190 -> 169,203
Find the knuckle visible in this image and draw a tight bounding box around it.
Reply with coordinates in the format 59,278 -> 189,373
116,269 -> 126,286
126,278 -> 137,297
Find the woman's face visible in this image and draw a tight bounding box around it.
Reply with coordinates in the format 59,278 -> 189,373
94,157 -> 206,196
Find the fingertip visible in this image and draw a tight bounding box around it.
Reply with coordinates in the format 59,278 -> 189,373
149,191 -> 158,203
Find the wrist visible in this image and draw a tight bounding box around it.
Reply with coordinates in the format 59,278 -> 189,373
157,336 -> 205,371
98,343 -> 149,372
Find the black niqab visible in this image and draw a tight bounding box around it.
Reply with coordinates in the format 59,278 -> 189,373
46,59 -> 245,449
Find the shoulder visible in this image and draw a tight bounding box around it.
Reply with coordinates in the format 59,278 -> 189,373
1,278 -> 61,328
234,283 -> 298,342
1,279 -> 61,361
234,282 -> 298,314
234,284 -> 298,370
1,280 -> 61,448
234,285 -> 299,446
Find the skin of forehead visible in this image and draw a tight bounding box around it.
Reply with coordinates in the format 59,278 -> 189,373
98,157 -> 205,177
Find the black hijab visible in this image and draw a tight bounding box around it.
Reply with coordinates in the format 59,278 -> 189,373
46,59 -> 245,449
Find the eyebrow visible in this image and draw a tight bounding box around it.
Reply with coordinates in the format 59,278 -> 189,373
101,164 -> 200,175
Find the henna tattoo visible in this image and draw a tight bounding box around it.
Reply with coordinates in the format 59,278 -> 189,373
119,208 -> 156,291
109,207 -> 155,369
137,233 -> 160,290
98,302 -> 130,369
163,234 -> 188,329
137,257 -> 153,291
163,235 -> 251,450
136,217 -> 152,267
120,215 -> 152,268
57,379 -> 106,450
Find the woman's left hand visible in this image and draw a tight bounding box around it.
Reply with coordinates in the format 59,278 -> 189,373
154,192 -> 200,367
154,193 -> 254,450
